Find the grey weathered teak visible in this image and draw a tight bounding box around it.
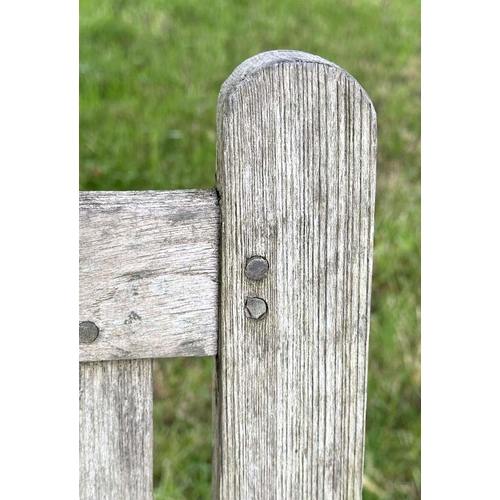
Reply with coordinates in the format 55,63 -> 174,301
79,50 -> 376,500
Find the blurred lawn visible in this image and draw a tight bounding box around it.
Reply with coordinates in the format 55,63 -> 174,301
80,0 -> 420,498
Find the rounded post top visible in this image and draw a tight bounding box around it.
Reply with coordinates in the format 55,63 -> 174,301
218,50 -> 374,113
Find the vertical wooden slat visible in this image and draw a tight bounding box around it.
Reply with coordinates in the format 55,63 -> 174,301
213,50 -> 377,499
79,359 -> 153,499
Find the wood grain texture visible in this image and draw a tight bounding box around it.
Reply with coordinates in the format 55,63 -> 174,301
79,190 -> 219,362
213,51 -> 377,499
79,359 -> 153,499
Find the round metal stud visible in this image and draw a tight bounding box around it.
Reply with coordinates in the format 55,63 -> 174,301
245,296 -> 268,319
245,256 -> 269,281
80,321 -> 99,344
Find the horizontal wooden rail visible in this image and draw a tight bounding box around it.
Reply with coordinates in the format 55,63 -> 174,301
79,190 -> 219,362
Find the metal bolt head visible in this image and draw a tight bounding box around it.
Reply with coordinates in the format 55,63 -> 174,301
80,321 -> 99,344
245,256 -> 269,281
245,296 -> 268,320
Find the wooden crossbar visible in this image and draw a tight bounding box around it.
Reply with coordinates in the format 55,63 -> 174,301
79,190 -> 219,362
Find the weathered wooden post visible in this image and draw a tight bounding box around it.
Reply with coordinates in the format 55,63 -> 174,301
79,359 -> 153,499
213,51 -> 377,499
79,50 -> 376,500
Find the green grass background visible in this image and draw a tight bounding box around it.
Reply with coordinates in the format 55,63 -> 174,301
80,0 -> 420,498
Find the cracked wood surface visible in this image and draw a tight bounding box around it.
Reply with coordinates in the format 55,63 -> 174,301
79,190 -> 219,362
